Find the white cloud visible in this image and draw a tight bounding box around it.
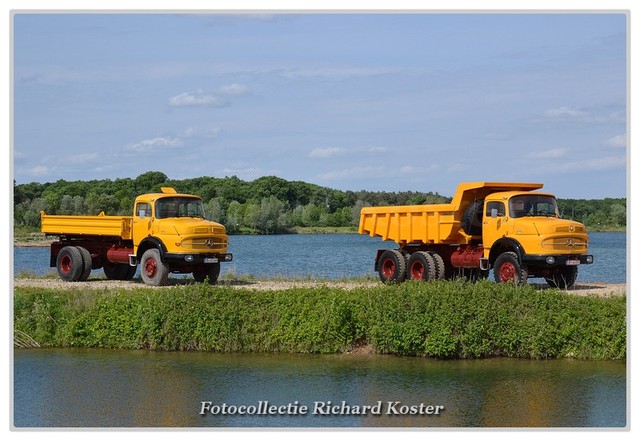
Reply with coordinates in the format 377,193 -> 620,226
181,127 -> 221,139
544,107 -> 588,119
169,84 -> 250,108
529,148 -> 568,159
219,83 -> 250,96
127,136 -> 183,153
545,155 -> 625,174
66,153 -> 100,165
318,166 -> 386,180
169,90 -> 228,107
606,134 -> 626,148
400,164 -> 440,174
309,146 -> 387,159
309,147 -> 347,159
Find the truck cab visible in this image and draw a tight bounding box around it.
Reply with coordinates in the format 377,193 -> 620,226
482,191 -> 592,288
131,188 -> 232,285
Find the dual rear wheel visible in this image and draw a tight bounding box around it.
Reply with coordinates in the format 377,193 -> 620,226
56,246 -> 92,282
377,250 -> 445,283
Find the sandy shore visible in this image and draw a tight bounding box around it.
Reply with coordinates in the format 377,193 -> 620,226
12,277 -> 626,297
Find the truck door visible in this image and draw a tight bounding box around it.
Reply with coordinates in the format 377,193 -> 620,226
132,201 -> 153,252
482,200 -> 507,252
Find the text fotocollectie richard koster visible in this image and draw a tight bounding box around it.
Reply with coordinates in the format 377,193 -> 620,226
199,400 -> 444,417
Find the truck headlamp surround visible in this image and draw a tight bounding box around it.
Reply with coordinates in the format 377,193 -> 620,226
184,254 -> 195,263
545,256 -> 556,265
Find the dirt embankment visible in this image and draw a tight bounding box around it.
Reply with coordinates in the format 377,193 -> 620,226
12,277 -> 626,297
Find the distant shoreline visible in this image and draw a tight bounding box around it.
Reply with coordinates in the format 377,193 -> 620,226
12,227 -> 625,248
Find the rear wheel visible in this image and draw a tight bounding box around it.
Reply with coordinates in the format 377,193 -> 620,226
428,252 -> 446,280
193,263 -> 221,284
76,246 -> 93,281
407,252 -> 436,281
493,252 -> 528,285
378,250 -> 407,283
56,246 -> 84,282
140,249 -> 169,286
545,266 -> 578,289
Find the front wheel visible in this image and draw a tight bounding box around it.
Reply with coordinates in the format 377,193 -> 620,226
140,249 -> 169,286
545,266 -> 578,289
493,252 -> 528,285
193,263 -> 221,284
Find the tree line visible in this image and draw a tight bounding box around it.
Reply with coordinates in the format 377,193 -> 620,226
14,171 -> 626,234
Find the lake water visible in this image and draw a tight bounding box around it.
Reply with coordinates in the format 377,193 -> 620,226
12,231 -> 627,283
13,348 -> 626,428
12,232 -> 628,428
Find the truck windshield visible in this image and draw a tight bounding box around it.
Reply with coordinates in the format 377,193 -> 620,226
509,195 -> 559,218
155,197 -> 204,219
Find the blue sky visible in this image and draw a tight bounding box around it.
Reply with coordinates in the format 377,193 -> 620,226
12,12 -> 627,198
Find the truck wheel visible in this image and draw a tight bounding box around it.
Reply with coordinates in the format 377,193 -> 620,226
56,246 -> 84,282
493,252 -> 528,285
378,250 -> 407,283
428,251 -> 446,280
193,263 -> 221,284
104,262 -> 136,280
140,249 -> 169,286
462,200 -> 484,236
77,246 -> 93,281
545,266 -> 578,289
407,251 -> 436,281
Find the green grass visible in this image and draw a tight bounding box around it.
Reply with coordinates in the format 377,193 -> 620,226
13,279 -> 626,360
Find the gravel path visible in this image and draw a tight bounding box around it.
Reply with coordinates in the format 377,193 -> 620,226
12,277 -> 626,296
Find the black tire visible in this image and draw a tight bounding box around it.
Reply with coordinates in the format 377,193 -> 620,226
56,246 -> 84,282
493,251 -> 528,285
77,246 -> 93,281
407,251 -> 436,281
104,262 -> 136,280
193,263 -> 221,284
545,266 -> 578,289
377,250 -> 407,283
140,249 -> 169,286
462,200 -> 484,236
428,251 -> 446,280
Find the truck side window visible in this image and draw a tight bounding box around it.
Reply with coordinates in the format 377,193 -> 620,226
486,202 -> 505,217
136,203 -> 151,218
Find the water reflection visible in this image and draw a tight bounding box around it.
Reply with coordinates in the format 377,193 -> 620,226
13,349 -> 626,428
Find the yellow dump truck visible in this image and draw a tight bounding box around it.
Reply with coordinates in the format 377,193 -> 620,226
359,182 -> 593,289
41,187 -> 232,286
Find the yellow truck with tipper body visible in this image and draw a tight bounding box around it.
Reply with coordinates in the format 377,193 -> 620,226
41,187 -> 232,286
359,182 -> 593,289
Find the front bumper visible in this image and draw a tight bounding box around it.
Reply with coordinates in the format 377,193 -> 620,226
164,252 -> 233,265
522,254 -> 593,267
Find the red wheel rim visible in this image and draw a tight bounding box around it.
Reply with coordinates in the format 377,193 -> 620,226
144,257 -> 157,278
60,255 -> 72,274
381,258 -> 395,279
499,262 -> 516,282
410,261 -> 424,280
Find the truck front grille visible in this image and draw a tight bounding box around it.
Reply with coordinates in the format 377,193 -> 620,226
182,237 -> 228,252
541,237 -> 588,252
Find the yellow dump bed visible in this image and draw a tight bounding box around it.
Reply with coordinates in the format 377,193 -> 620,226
41,211 -> 133,240
358,182 -> 543,245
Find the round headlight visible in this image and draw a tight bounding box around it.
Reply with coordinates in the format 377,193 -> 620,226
545,256 -> 556,265
184,254 -> 195,263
